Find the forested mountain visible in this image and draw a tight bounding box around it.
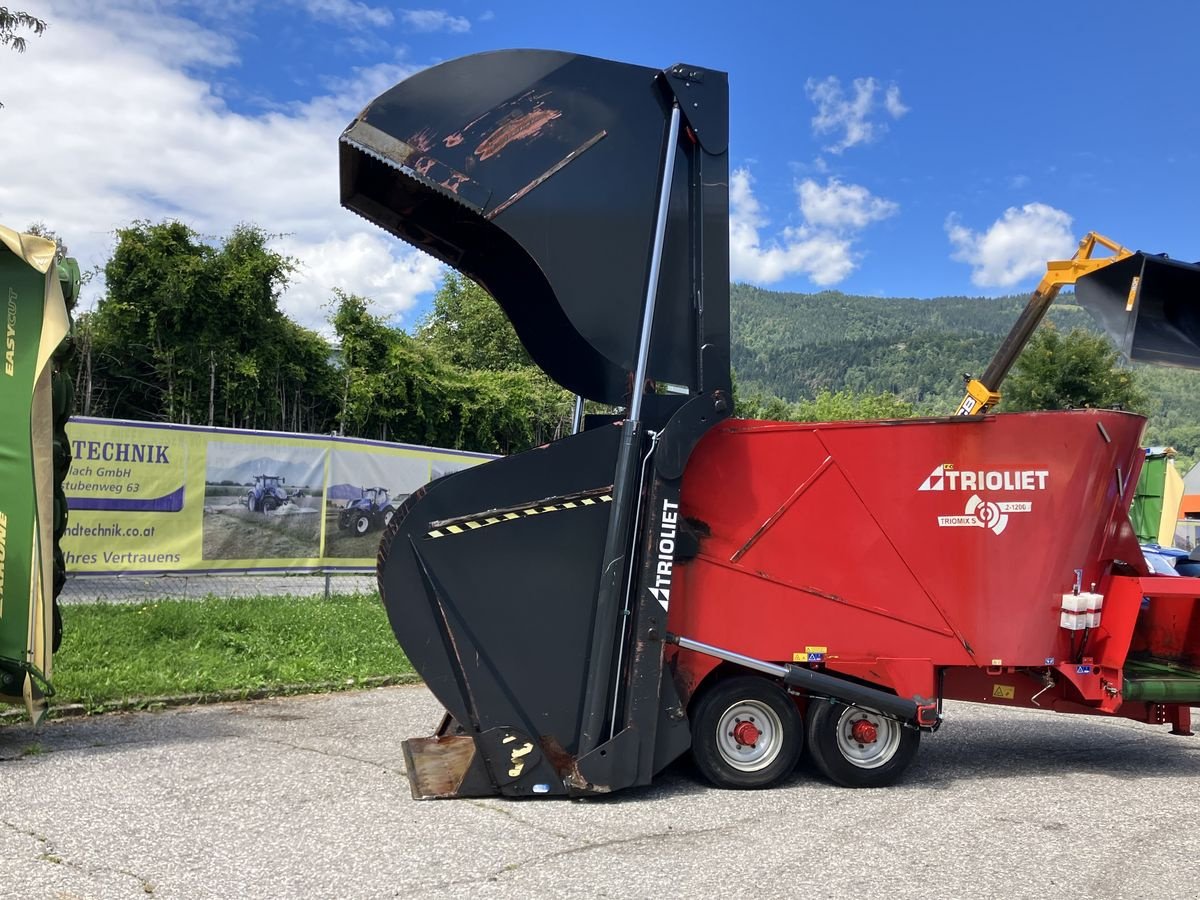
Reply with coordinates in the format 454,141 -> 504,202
729,283 -> 1200,469
63,218 -> 1198,468
730,284 -> 1095,407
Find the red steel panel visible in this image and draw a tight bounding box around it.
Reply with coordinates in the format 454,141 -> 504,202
671,409 -> 1150,693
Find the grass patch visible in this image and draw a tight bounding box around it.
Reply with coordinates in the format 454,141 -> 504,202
28,593 -> 414,714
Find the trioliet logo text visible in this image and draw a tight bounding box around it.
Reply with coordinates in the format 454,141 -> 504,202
919,464 -> 1048,536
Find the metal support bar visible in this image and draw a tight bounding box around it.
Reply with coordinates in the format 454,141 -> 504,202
576,101 -> 682,756
571,395 -> 585,434
672,634 -> 922,723
955,231 -> 1135,415
628,102 -> 682,425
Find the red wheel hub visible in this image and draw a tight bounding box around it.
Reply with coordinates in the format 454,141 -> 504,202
850,718 -> 878,744
732,720 -> 761,747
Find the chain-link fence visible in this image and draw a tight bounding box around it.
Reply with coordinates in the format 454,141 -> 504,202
60,570 -> 379,604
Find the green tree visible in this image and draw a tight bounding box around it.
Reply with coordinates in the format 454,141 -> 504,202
735,390 -> 798,421
1139,365 -> 1200,473
1000,325 -> 1147,413
331,286 -> 571,452
89,220 -> 338,431
1,7 -> 45,108
0,7 -> 44,50
416,272 -> 531,370
794,389 -> 916,421
733,377 -> 915,423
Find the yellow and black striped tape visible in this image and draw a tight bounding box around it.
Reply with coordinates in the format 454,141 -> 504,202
427,494 -> 613,538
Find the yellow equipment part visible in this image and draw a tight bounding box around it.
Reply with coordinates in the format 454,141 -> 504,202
955,232 -> 1133,416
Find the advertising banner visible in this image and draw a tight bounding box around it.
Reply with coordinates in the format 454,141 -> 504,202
62,417 -> 494,574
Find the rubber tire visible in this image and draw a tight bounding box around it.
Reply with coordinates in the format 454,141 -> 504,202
354,513 -> 371,535
805,699 -> 920,788
246,493 -> 256,512
263,496 -> 280,512
382,507 -> 395,528
690,676 -> 803,790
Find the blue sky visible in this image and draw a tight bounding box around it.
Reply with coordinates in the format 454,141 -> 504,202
3,1 -> 1199,330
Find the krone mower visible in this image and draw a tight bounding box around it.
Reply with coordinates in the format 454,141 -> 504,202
338,50 -> 1200,797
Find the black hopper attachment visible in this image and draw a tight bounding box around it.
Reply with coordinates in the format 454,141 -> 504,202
340,51 -> 732,798
1075,253 -> 1200,369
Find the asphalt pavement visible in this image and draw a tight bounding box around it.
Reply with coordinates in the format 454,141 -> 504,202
1,685 -> 1198,900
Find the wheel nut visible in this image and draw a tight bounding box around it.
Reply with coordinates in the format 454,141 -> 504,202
850,719 -> 878,744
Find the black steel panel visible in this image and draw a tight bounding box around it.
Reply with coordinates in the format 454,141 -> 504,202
1075,253 -> 1200,369
340,49 -> 731,406
357,49 -> 738,798
380,426 -> 621,756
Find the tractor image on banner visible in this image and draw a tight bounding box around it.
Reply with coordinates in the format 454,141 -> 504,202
245,474 -> 301,513
0,226 -> 75,723
339,49 -> 1200,798
338,488 -> 394,535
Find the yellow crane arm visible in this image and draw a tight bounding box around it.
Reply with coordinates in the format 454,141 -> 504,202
954,232 -> 1135,415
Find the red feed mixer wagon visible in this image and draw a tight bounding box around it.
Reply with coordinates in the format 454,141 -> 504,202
337,49 -> 1200,797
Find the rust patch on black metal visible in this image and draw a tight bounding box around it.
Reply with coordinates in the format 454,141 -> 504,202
672,664 -> 700,704
537,735 -> 578,777
540,736 -> 611,793
537,737 -> 571,771
407,128 -> 436,153
475,105 -> 562,160
440,171 -> 471,194
393,155 -> 489,212
486,130 -> 607,220
403,735 -> 476,799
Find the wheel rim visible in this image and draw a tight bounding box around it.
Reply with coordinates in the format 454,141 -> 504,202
714,699 -> 783,773
834,707 -> 901,769
356,516 -> 370,534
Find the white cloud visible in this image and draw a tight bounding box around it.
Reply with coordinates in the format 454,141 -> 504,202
399,8 -> 471,33
277,233 -> 443,325
946,203 -> 1076,288
730,169 -> 896,286
884,84 -> 908,119
806,76 -> 908,154
0,2 -> 440,330
82,1 -> 240,68
798,178 -> 898,230
319,59 -> 426,114
292,0 -> 395,28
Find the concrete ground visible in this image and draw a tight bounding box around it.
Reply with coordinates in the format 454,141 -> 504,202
1,686 -> 1198,900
